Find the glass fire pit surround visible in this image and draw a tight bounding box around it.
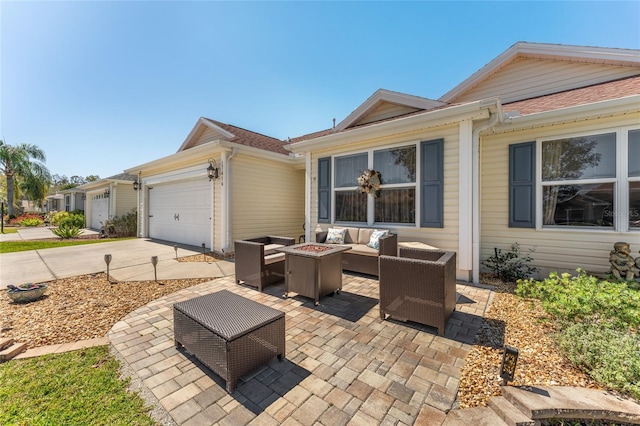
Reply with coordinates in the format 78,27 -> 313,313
276,243 -> 351,305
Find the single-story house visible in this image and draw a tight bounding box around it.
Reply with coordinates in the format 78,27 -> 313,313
44,193 -> 64,213
124,118 -> 305,252
287,42 -> 640,282
119,42 -> 638,283
59,188 -> 85,213
76,173 -> 137,230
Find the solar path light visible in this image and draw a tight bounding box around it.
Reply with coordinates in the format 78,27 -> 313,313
151,256 -> 159,282
104,254 -> 112,282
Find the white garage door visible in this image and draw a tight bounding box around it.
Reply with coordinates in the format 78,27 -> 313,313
91,195 -> 109,230
148,179 -> 212,247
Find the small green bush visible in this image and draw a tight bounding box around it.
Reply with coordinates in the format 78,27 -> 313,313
59,213 -> 85,228
52,225 -> 82,239
482,243 -> 538,283
19,217 -> 44,227
51,211 -> 69,226
111,210 -> 137,237
517,270 -> 640,329
557,322 -> 640,400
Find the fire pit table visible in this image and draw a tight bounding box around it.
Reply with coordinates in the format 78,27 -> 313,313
173,290 -> 285,392
276,243 -> 351,306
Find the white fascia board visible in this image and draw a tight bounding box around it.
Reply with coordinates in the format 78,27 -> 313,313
440,42 -> 640,103
336,89 -> 447,131
217,141 -> 304,165
124,141 -> 225,174
496,95 -> 640,133
177,117 -> 235,152
288,99 -> 496,153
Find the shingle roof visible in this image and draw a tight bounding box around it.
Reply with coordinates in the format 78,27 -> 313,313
503,74 -> 640,116
203,118 -> 290,155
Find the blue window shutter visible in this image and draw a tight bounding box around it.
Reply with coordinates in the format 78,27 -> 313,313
509,142 -> 536,228
420,139 -> 444,228
318,157 -> 331,223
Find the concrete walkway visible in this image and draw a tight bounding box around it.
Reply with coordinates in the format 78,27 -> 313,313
0,230 -> 233,288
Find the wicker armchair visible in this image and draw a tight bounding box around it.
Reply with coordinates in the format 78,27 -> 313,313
378,248 -> 456,336
234,236 -> 295,292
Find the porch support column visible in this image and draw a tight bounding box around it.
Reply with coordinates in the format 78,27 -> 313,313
458,119 -> 473,279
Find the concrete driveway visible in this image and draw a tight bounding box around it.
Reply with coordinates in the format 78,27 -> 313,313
0,235 -> 234,288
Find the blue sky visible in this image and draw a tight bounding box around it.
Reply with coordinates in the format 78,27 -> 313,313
1,1 -> 639,180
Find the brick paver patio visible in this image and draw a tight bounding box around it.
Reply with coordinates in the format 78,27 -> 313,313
109,273 -> 493,425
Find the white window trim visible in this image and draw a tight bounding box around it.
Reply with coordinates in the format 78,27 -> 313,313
536,125 -> 640,233
331,141 -> 420,227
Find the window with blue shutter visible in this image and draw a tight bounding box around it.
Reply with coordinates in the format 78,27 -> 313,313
318,157 -> 331,223
509,142 -> 536,228
420,139 -> 444,228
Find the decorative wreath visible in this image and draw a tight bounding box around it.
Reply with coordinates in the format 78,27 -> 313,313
357,169 -> 382,198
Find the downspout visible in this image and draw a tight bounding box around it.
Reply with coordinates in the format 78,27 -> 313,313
136,171 -> 141,237
472,100 -> 503,284
221,148 -> 238,253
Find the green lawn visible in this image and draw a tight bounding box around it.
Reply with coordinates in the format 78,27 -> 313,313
0,346 -> 156,426
0,238 -> 134,254
1,227 -> 19,234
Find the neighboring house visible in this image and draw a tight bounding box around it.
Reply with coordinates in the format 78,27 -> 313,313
44,193 -> 64,213
124,118 -> 305,252
76,173 -> 137,230
59,188 -> 85,213
287,42 -> 640,282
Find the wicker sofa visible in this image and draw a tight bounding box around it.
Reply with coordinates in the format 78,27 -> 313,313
234,236 -> 295,292
378,247 -> 456,336
316,227 -> 397,276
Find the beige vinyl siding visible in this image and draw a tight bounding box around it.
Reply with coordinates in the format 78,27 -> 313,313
230,154 -> 305,242
455,57 -> 640,104
352,102 -> 421,127
309,123 -> 462,255
193,127 -> 223,147
480,112 -> 640,278
115,185 -> 137,217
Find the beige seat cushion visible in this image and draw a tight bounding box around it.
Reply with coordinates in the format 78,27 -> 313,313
347,244 -> 378,257
357,228 -> 374,244
264,243 -> 285,256
264,253 -> 285,265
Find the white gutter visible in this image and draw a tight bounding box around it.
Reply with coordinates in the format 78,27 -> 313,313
221,148 -> 238,253
288,99 -> 492,152
472,100 -> 503,284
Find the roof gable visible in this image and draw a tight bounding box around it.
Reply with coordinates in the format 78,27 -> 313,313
440,42 -> 640,104
335,89 -> 446,131
178,117 -> 289,155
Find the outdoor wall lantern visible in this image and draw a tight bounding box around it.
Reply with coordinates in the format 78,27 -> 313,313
500,345 -> 519,385
104,188 -> 110,197
207,159 -> 219,181
133,180 -> 139,191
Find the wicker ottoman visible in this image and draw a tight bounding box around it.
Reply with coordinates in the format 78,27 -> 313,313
173,290 -> 285,392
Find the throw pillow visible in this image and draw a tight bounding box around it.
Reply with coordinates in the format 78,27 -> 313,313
367,229 -> 389,250
326,228 -> 346,244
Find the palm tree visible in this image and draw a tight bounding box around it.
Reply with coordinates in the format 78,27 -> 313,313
0,140 -> 50,217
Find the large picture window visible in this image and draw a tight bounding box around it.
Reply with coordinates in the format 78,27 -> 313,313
534,128 -> 639,231
333,145 -> 417,224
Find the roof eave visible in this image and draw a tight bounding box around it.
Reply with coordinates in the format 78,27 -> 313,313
288,99 -> 498,152
496,94 -> 640,133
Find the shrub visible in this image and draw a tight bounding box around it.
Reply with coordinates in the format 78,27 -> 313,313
19,217 -> 44,227
517,270 -> 640,329
557,322 -> 640,400
9,213 -> 44,227
517,270 -> 640,400
52,224 -> 82,239
104,210 -> 138,237
51,211 -> 69,226
59,213 -> 85,228
482,243 -> 538,283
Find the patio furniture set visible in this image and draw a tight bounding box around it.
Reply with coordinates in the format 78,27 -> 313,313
174,228 -> 456,393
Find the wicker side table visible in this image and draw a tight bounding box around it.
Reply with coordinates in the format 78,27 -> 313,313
173,290 -> 285,392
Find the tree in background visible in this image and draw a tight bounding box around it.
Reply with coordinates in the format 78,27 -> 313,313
0,140 -> 51,216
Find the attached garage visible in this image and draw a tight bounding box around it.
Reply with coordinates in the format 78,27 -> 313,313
90,194 -> 109,230
147,178 -> 212,247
